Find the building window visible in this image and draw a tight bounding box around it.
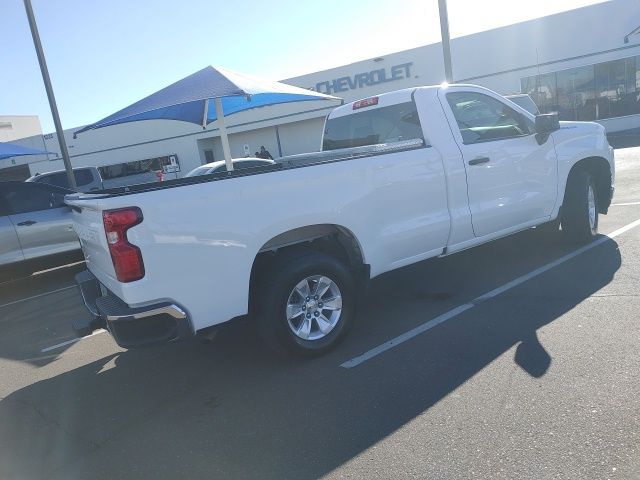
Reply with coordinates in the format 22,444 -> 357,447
556,65 -> 596,121
595,57 -> 638,119
521,72 -> 558,117
521,55 -> 640,121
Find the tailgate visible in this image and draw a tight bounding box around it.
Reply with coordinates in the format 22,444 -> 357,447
65,195 -> 118,286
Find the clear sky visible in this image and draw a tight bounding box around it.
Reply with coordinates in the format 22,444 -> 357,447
0,0 -> 605,133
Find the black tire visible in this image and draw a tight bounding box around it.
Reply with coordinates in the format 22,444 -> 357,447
561,169 -> 599,243
254,250 -> 356,357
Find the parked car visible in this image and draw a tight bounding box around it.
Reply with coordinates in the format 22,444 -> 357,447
0,181 -> 81,277
26,166 -> 104,193
504,93 -> 540,115
68,84 -> 614,356
27,166 -> 164,192
185,158 -> 275,177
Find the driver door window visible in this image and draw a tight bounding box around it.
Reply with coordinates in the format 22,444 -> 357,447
446,92 -> 533,144
5,184 -> 65,215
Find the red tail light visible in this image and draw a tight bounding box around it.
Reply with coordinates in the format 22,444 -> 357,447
103,207 -> 145,283
353,97 -> 379,110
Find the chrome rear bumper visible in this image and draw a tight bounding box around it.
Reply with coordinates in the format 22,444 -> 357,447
74,269 -> 193,348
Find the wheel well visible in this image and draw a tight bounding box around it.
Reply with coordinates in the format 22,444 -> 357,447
249,225 -> 367,307
565,157 -> 612,213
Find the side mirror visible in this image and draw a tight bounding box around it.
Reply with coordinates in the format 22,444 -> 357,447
535,113 -> 560,134
534,113 -> 560,145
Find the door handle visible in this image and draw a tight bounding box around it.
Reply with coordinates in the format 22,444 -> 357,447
17,220 -> 37,226
468,157 -> 490,166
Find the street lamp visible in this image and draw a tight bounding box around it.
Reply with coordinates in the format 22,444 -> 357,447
438,0 -> 454,83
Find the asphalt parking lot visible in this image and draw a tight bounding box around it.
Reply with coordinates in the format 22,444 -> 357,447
1,148 -> 639,480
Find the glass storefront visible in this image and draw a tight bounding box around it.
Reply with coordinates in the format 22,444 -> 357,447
521,55 -> 640,121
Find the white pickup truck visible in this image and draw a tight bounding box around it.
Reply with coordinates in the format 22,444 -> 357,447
67,84 -> 614,356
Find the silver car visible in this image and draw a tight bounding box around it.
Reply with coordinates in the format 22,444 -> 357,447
185,158 -> 275,177
0,181 -> 81,276
26,166 -> 104,193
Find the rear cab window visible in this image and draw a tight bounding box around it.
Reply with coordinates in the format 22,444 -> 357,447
37,172 -> 68,188
323,101 -> 426,151
35,169 -> 95,188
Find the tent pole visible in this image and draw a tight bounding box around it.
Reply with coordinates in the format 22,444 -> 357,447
214,98 -> 233,171
23,0 -> 77,189
201,98 -> 209,129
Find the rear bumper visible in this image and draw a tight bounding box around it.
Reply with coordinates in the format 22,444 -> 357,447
74,269 -> 194,348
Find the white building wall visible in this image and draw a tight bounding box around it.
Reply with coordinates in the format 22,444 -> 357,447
0,115 -> 42,142
452,0 -> 640,84
0,116 -> 49,172
278,118 -> 326,155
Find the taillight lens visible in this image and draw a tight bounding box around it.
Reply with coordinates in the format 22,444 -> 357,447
353,97 -> 379,110
102,207 -> 144,282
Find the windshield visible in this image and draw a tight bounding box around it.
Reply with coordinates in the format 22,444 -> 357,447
185,166 -> 212,177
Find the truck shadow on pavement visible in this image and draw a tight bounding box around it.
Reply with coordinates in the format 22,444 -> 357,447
0,231 -> 622,480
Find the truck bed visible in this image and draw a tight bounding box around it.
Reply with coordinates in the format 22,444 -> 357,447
64,139 -> 424,201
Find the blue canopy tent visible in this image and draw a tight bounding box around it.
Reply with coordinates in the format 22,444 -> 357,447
75,66 -> 342,171
0,141 -> 53,160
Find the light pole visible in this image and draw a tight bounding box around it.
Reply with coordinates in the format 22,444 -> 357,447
438,0 -> 453,84
23,0 -> 76,189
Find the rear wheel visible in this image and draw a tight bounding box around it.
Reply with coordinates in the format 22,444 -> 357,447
254,251 -> 356,357
561,169 -> 599,243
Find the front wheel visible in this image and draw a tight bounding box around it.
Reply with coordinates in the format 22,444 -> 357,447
561,169 -> 599,243
254,250 -> 356,357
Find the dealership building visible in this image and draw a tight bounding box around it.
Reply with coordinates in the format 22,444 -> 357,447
2,0 -> 639,181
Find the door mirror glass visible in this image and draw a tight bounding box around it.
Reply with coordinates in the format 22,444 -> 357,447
535,113 -> 560,135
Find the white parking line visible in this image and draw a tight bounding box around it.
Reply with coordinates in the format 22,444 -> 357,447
0,285 -> 76,310
611,201 -> 640,206
341,217 -> 640,369
40,329 -> 106,353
